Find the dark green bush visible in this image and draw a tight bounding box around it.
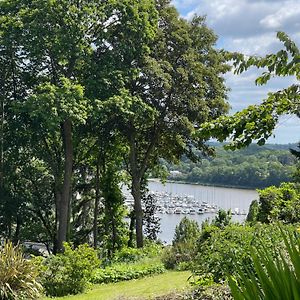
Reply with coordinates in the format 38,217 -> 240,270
0,241 -> 42,300
41,243 -> 100,297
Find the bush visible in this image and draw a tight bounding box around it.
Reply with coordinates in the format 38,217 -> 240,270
0,241 -> 42,300
194,223 -> 294,283
112,242 -> 163,264
162,242 -> 195,270
92,260 -> 165,284
112,247 -> 145,263
251,183 -> 300,223
41,243 -> 100,297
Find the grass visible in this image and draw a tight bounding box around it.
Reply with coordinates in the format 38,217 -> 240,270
42,271 -> 191,300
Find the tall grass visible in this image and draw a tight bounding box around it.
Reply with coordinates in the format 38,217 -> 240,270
0,241 -> 42,300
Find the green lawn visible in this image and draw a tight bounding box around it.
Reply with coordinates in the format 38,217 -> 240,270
42,271 -> 191,300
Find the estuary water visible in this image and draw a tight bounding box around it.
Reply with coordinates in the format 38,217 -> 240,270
147,181 -> 258,244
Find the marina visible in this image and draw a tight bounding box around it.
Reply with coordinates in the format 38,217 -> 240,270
123,181 -> 259,243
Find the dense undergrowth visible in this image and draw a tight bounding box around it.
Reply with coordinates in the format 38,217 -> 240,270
2,182 -> 300,300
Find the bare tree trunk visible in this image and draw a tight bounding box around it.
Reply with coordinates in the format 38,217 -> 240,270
128,210 -> 135,248
129,137 -> 144,248
56,119 -> 73,252
132,176 -> 143,248
93,163 -> 100,248
0,97 -> 4,189
13,216 -> 21,245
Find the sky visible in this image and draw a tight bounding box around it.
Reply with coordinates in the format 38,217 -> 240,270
172,0 -> 300,144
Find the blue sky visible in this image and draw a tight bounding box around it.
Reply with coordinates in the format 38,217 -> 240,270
172,0 -> 300,144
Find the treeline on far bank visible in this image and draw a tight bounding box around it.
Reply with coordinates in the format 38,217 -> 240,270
160,143 -> 298,189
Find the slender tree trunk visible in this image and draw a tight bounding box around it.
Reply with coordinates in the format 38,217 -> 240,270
56,119 -> 73,252
129,137 -> 144,248
13,216 -> 21,245
112,216 -> 116,253
0,97 -> 4,189
93,163 -> 100,248
128,210 -> 135,248
132,176 -> 143,248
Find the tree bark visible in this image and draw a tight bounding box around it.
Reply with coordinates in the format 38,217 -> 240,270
132,176 -> 143,248
56,119 -> 73,252
128,210 -> 135,248
0,97 -> 4,189
93,163 -> 100,248
129,137 -> 144,248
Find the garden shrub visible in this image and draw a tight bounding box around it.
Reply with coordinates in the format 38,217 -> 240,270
0,241 -> 42,300
92,260 -> 165,284
113,247 -> 145,263
194,223 -> 294,283
112,241 -> 163,264
41,243 -> 100,297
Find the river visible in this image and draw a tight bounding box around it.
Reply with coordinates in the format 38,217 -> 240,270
124,181 -> 259,244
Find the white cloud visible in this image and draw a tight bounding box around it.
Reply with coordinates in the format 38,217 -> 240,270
172,0 -> 300,143
260,1 -> 300,29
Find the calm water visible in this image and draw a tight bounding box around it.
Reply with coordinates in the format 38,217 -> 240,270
124,181 -> 259,244
149,181 -> 258,244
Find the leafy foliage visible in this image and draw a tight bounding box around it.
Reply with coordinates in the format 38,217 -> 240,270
41,243 -> 100,297
111,241 -> 163,264
194,224 -> 292,283
199,32 -> 300,149
162,217 -> 200,270
229,227 -> 300,300
212,209 -> 232,228
0,241 -> 42,300
291,142 -> 300,183
173,217 -> 200,245
92,260 -> 165,284
247,183 -> 300,223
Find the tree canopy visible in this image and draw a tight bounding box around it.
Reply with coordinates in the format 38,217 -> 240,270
0,0 -> 229,250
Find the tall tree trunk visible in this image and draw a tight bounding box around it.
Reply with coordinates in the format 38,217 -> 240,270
128,210 -> 135,248
56,119 -> 73,252
132,176 -> 143,248
0,97 -> 4,189
93,163 -> 100,248
13,215 -> 21,245
129,138 -> 144,248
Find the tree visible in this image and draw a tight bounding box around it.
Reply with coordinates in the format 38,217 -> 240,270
101,0 -> 229,247
200,32 -> 299,149
0,0 -> 158,252
173,217 -> 200,245
251,183 -> 300,224
212,209 -> 232,229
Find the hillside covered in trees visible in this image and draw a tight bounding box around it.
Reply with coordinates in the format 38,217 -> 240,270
161,143 -> 298,188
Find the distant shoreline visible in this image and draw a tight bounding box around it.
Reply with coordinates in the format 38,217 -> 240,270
148,178 -> 258,191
